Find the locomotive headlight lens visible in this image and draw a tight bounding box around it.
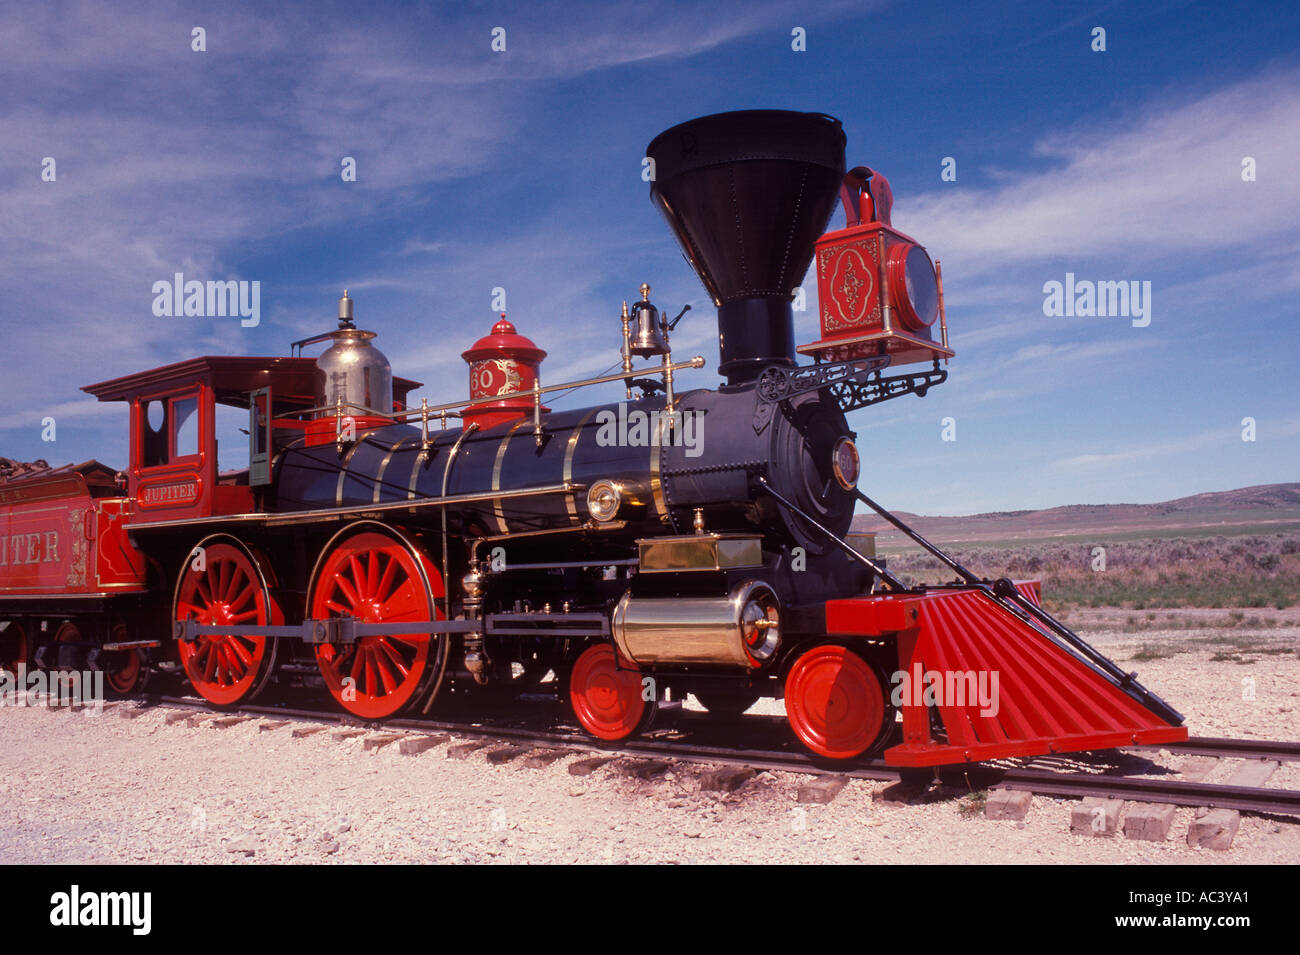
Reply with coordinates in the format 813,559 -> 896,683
832,436 -> 860,491
586,480 -> 622,522
887,243 -> 939,332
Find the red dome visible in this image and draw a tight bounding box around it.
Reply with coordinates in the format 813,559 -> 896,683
462,314 -> 548,430
462,314 -> 547,364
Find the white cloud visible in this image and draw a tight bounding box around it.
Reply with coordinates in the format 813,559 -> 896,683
1050,415 -> 1300,474
900,67 -> 1300,276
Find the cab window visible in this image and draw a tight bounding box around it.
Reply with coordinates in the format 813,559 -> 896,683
140,392 -> 201,467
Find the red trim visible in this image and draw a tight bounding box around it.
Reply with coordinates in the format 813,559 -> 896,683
304,415 -> 393,448
826,594 -> 922,635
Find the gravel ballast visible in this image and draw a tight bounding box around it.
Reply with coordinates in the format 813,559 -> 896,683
1,626 -> 1296,865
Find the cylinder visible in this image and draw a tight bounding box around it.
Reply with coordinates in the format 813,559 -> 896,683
611,580 -> 781,669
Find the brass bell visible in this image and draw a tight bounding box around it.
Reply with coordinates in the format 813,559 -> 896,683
628,282 -> 669,358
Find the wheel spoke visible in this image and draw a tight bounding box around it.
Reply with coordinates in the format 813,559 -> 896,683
375,555 -> 398,603
376,637 -> 410,679
215,643 -> 234,685
374,648 -> 398,695
191,640 -> 212,669
367,553 -> 380,603
383,634 -> 422,652
227,637 -> 254,669
213,560 -> 228,608
334,574 -> 360,610
227,581 -> 255,614
224,563 -> 247,603
203,642 -> 219,682
348,555 -> 368,601
364,652 -> 378,698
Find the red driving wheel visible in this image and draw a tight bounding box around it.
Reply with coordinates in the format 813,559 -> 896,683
569,643 -> 653,741
310,529 -> 445,720
173,538 -> 282,707
785,644 -> 888,759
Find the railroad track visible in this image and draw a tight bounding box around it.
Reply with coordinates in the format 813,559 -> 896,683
1158,736 -> 1300,763
134,693 -> 1300,818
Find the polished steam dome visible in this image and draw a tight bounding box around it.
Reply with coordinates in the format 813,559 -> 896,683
315,290 -> 393,415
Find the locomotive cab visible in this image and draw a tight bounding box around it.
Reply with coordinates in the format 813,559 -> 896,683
84,354 -> 421,523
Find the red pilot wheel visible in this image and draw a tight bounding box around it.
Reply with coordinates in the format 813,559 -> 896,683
309,528 -> 446,720
173,537 -> 282,707
785,644 -> 889,759
569,643 -> 654,741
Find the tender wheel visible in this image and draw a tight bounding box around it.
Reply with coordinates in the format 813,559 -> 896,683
173,537 -> 282,707
0,622 -> 29,677
569,643 -> 655,741
52,621 -> 84,695
309,527 -> 447,720
102,624 -> 149,698
694,690 -> 760,718
784,643 -> 891,759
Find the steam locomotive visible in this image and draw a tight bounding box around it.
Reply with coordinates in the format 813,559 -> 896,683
0,111 -> 1188,764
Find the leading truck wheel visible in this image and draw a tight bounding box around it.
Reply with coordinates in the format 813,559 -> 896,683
173,537 -> 283,708
569,643 -> 656,741
784,644 -> 890,759
308,527 -> 447,720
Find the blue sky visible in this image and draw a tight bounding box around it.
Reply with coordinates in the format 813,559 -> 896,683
3,0 -> 1297,514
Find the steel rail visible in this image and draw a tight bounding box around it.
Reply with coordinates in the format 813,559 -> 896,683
1147,736 -> 1300,763
138,696 -> 1300,816
989,770 -> 1300,817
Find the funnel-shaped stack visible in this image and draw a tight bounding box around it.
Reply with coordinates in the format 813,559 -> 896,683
647,110 -> 846,384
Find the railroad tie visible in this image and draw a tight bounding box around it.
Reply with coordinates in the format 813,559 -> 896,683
1187,759 -> 1279,850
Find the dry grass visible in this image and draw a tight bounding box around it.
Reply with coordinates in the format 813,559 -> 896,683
884,532 -> 1300,611
957,791 -> 988,819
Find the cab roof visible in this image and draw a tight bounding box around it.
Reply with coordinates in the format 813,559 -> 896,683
83,355 -> 422,411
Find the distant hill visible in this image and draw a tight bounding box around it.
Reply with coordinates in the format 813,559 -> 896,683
852,483 -> 1300,551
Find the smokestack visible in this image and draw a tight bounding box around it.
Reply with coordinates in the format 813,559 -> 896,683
646,110 -> 846,385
